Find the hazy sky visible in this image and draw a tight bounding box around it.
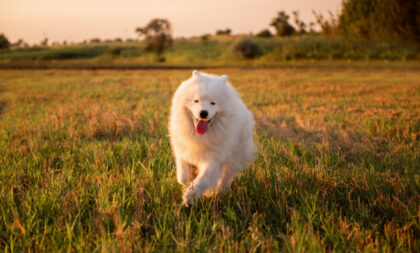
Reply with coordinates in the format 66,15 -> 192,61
0,0 -> 342,44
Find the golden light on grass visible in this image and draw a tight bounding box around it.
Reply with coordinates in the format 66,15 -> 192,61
0,68 -> 418,251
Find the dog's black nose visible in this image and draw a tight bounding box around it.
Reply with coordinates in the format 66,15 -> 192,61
200,110 -> 208,119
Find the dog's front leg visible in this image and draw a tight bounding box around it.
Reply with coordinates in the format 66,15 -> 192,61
176,158 -> 194,187
182,162 -> 222,205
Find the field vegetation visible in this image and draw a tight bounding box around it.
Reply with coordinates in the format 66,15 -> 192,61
1,0 -> 418,69
0,35 -> 418,68
0,68 -> 419,251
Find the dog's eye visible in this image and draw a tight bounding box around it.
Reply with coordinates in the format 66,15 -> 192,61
210,102 -> 216,105
194,99 -> 199,103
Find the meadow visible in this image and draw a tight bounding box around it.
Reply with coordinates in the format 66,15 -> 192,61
0,68 -> 419,251
0,35 -> 418,69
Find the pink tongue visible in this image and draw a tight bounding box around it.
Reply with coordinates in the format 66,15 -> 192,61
196,120 -> 209,134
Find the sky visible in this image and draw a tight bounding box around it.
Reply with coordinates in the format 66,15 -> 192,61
0,0 -> 342,44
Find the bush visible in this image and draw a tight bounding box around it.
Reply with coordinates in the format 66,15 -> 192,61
90,38 -> 101,43
256,29 -> 273,38
216,29 -> 231,35
0,46 -> 108,60
200,34 -> 211,43
231,38 -> 262,59
40,47 -> 107,60
0,34 -> 11,49
108,47 -> 122,57
339,0 -> 420,43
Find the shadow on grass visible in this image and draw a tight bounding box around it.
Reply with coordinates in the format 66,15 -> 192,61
256,114 -> 417,173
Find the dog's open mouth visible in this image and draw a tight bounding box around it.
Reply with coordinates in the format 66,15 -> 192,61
194,119 -> 211,135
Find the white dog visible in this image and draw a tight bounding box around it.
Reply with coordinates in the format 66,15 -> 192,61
169,70 -> 256,205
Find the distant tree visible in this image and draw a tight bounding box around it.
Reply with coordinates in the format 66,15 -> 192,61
308,22 -> 316,33
40,37 -> 49,46
0,34 -> 11,49
256,29 -> 273,38
135,18 -> 173,56
12,38 -> 24,48
270,11 -> 295,36
215,28 -> 232,35
339,0 -> 420,43
313,11 -> 339,38
114,38 -> 123,42
90,38 -> 101,43
292,11 -> 307,34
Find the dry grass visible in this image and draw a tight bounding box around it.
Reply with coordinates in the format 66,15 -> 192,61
0,68 -> 419,251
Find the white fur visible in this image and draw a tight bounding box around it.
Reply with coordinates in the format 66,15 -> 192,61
169,70 -> 256,205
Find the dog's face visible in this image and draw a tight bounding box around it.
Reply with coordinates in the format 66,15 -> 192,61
183,71 -> 229,135
190,91 -> 219,135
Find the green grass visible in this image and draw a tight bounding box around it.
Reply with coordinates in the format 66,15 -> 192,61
0,35 -> 418,68
0,68 -> 419,251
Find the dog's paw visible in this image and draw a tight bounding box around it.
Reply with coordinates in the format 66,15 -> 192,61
182,187 -> 198,206
202,188 -> 217,197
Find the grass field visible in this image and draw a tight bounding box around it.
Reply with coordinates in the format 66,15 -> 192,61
0,68 -> 419,251
1,35 -> 418,68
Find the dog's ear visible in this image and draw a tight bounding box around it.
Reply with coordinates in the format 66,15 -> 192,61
192,70 -> 200,77
220,75 -> 228,83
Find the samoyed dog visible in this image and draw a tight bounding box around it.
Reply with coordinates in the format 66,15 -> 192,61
169,70 -> 256,205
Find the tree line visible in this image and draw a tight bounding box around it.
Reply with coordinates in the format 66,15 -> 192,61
1,0 -> 418,53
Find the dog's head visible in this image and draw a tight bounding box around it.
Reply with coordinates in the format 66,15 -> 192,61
181,70 -> 230,135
